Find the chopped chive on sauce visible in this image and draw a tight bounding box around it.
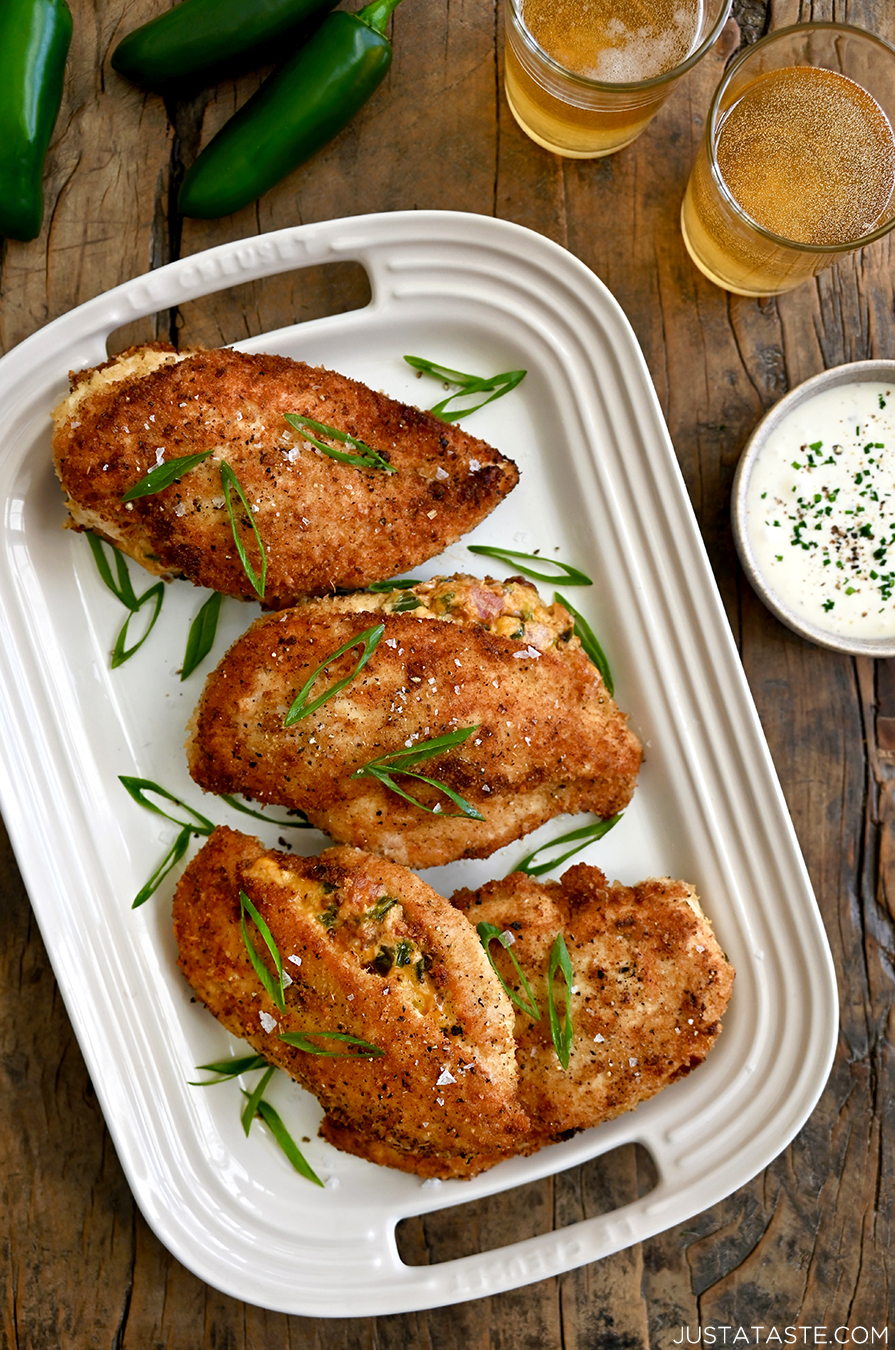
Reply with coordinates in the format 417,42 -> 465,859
745,382 -> 895,638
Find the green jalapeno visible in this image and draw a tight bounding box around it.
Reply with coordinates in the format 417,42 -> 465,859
0,0 -> 72,243
111,0 -> 339,93
178,0 -> 405,220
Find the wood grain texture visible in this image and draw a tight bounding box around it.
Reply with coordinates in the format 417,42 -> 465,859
2,0 -> 894,1344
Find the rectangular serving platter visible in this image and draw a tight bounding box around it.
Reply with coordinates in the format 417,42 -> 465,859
0,211 -> 837,1317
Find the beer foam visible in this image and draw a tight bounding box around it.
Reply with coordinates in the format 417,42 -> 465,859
521,0 -> 702,82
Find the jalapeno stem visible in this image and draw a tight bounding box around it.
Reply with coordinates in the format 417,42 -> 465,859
357,0 -> 405,36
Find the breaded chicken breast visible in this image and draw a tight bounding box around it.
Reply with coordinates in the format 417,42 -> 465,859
450,865 -> 734,1160
52,344 -> 519,606
173,827 -> 529,1179
186,576 -> 642,868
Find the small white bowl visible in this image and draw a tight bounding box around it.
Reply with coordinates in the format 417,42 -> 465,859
732,359 -> 895,657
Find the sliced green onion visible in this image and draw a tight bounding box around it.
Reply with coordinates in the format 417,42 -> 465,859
386,593 -> 424,613
253,1096 -> 324,1186
87,533 -> 140,609
221,461 -> 267,599
366,895 -> 399,921
284,412 -> 396,474
476,921 -> 540,1021
283,623 -> 385,726
239,889 -> 286,1012
352,726 -> 484,820
547,933 -> 575,1070
119,776 -> 215,836
513,815 -> 621,878
111,581 -> 165,668
131,825 -> 191,908
181,590 -> 222,681
403,355 -> 527,422
121,449 -> 215,501
279,1030 -> 383,1058
555,592 -> 613,695
467,545 -> 592,587
240,1064 -> 276,1135
189,1053 -> 269,1085
87,535 -> 166,668
218,795 -> 313,830
359,764 -> 484,819
367,577 -> 422,592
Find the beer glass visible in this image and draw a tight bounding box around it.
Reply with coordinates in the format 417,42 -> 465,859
504,0 -> 733,159
681,24 -> 895,296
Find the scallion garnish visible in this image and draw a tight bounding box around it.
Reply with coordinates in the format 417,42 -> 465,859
111,581 -> 165,668
547,933 -> 575,1070
251,1095 -> 324,1186
476,921 -> 540,1020
181,590 -> 222,681
279,1030 -> 383,1058
283,412 -> 396,474
221,461 -> 267,599
119,776 -> 216,836
283,623 -> 385,726
119,776 -> 216,907
239,889 -> 286,1012
131,825 -> 191,909
114,450 -> 267,601
467,545 -> 592,587
240,1064 -> 276,1135
512,815 -> 621,877
218,795 -> 313,830
120,449 -> 215,501
403,355 -> 527,422
554,592 -> 613,695
87,534 -> 165,668
189,1053 -> 269,1086
351,726 -> 484,819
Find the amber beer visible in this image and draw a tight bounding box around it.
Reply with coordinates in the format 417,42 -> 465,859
503,0 -> 731,158
681,25 -> 895,296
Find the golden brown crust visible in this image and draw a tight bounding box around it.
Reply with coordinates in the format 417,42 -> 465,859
450,864 -> 734,1159
52,344 -> 519,606
173,827 -> 528,1177
185,577 -> 642,868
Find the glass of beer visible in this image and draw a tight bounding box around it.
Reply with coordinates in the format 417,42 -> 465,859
504,0 -> 733,158
681,24 -> 895,296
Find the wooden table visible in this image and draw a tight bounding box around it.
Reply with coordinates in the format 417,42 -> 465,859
2,0 -> 892,1343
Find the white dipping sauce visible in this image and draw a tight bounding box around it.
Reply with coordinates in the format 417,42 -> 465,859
744,380 -> 895,640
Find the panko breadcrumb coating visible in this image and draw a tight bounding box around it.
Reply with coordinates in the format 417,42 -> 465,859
51,343 -> 519,606
186,575 -> 642,868
173,827 -> 529,1179
450,864 -> 734,1161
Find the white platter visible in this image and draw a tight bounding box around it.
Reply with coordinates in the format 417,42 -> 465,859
0,211 -> 837,1317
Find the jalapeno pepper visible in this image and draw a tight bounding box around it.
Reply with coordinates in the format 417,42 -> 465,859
178,0 -> 405,220
0,0 -> 72,243
112,0 -> 338,93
